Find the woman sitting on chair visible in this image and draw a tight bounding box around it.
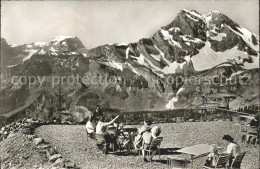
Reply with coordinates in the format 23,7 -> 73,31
134,120 -> 152,150
222,134 -> 241,167
142,126 -> 161,162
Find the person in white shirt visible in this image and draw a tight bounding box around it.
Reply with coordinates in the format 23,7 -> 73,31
86,115 -> 95,139
95,115 -> 119,154
222,134 -> 241,167
134,120 -> 152,151
142,126 -> 161,162
96,115 -> 119,135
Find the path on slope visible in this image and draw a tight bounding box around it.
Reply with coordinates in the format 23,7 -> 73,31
35,122 -> 258,169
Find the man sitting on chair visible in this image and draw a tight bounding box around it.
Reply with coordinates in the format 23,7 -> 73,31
142,126 -> 161,162
86,115 -> 96,139
96,115 -> 119,153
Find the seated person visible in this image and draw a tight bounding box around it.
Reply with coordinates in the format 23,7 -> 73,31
204,144 -> 219,167
142,126 -> 161,162
246,114 -> 259,144
96,115 -> 119,153
85,115 -> 96,139
222,135 -> 241,167
134,120 -> 152,150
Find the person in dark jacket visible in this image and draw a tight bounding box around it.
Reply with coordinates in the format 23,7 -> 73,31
93,105 -> 103,122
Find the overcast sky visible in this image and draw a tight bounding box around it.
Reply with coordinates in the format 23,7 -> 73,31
2,0 -> 259,49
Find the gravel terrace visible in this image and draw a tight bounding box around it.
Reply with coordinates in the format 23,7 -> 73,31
35,121 -> 259,169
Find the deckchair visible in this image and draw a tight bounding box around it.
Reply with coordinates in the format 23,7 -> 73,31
142,137 -> 163,162
230,152 -> 246,169
203,154 -> 229,169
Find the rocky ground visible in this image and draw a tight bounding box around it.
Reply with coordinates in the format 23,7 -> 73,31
34,121 -> 259,169
0,119 -> 80,169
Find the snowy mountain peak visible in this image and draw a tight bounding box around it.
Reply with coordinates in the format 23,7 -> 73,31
32,42 -> 48,47
10,44 -> 18,48
51,36 -> 76,42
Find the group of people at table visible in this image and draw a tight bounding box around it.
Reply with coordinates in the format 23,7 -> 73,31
204,114 -> 258,168
85,106 -> 258,167
85,105 -> 162,162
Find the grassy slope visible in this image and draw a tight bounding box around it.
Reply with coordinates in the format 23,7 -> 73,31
36,121 -> 259,169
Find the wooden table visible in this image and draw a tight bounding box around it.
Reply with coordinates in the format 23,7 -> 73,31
177,144 -> 211,168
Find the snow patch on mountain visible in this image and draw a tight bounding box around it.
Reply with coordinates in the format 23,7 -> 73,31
181,35 -> 203,44
162,61 -> 179,74
126,63 -> 140,76
191,41 -> 259,71
101,59 -> 124,71
154,45 -> 169,64
169,27 -> 181,33
203,13 -> 212,26
38,49 -> 46,55
33,42 -> 48,47
133,53 -> 148,67
10,44 -> 18,47
226,25 -> 259,52
161,29 -> 182,48
50,47 -> 58,56
125,47 -> 130,59
182,9 -> 203,20
51,36 -> 75,42
186,14 -> 199,22
23,50 -> 38,62
150,54 -> 161,62
236,26 -> 259,52
116,43 -> 128,46
82,53 -> 87,58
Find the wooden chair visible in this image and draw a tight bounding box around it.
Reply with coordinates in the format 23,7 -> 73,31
203,154 -> 229,169
86,129 -> 90,141
244,127 -> 258,145
95,134 -> 110,154
142,137 -> 163,162
230,152 -> 246,169
86,129 -> 96,141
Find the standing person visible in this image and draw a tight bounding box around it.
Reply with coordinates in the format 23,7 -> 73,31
222,135 -> 241,167
134,120 -> 152,150
85,115 -> 96,139
93,105 -> 103,122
